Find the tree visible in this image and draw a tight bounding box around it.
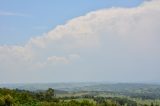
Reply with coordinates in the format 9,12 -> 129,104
4,94 -> 14,106
45,88 -> 55,101
151,102 -> 154,106
0,97 -> 5,106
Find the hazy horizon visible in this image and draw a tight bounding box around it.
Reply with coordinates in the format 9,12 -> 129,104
0,0 -> 160,83
1,81 -> 160,85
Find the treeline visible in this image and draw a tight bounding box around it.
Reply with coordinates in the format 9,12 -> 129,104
0,88 -> 159,106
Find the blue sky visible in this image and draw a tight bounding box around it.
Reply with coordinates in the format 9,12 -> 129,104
0,0 -> 160,83
0,0 -> 144,45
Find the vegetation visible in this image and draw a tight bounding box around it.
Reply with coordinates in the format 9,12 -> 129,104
0,87 -> 160,106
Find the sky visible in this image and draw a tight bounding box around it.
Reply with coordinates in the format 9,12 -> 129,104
0,0 -> 160,83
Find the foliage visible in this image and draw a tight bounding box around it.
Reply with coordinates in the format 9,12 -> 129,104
0,88 -> 160,106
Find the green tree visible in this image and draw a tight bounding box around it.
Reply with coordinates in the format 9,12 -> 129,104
0,97 -> 5,106
151,102 -> 154,106
4,94 -> 14,106
45,88 -> 55,101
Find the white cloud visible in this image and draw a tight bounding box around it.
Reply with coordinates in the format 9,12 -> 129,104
0,45 -> 33,62
0,0 -> 160,82
0,11 -> 29,17
47,56 -> 70,64
27,0 -> 160,50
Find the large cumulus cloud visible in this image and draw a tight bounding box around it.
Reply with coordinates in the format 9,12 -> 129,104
0,0 -> 160,83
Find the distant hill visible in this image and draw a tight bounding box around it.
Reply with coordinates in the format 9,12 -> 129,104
0,82 -> 160,92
